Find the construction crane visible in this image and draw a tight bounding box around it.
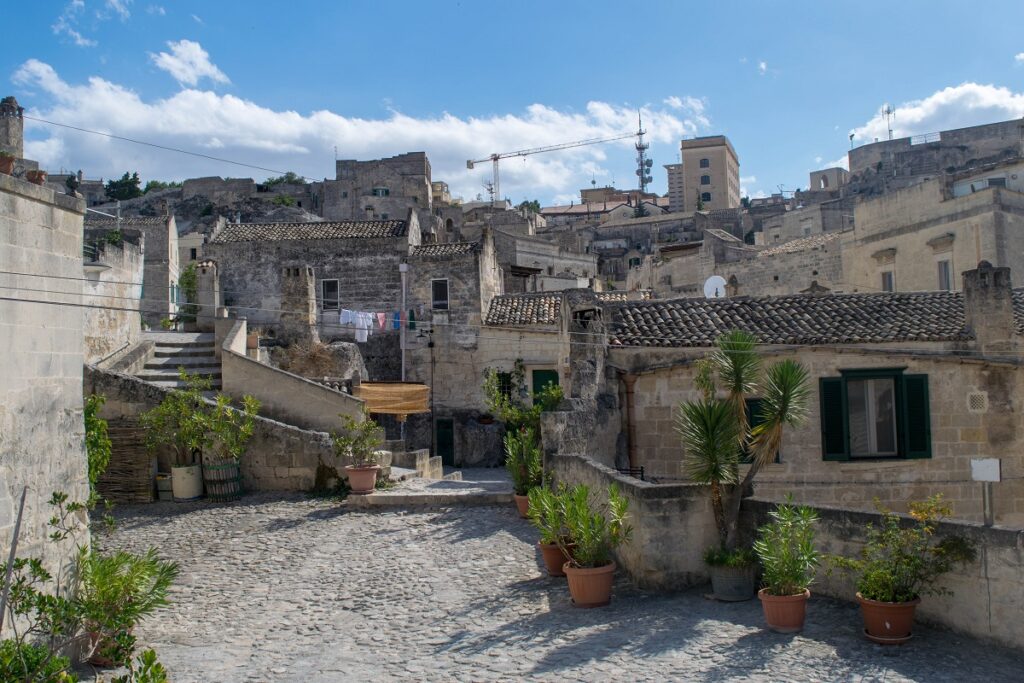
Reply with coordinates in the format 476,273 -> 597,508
467,131 -> 636,204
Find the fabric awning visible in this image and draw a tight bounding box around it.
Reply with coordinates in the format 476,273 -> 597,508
353,382 -> 430,416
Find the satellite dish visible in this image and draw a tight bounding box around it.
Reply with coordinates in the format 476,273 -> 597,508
704,275 -> 727,299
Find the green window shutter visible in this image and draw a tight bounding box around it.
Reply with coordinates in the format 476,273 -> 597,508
902,374 -> 932,459
532,369 -> 559,405
820,377 -> 849,461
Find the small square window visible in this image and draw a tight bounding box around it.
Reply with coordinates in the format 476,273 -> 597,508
937,260 -> 951,291
322,279 -> 339,311
431,279 -> 449,310
881,271 -> 895,292
700,175 -> 711,185
701,192 -> 712,202
699,158 -> 710,168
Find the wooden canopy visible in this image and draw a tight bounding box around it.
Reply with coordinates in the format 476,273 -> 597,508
353,382 -> 430,417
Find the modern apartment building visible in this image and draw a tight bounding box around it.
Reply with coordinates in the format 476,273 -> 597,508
679,135 -> 740,212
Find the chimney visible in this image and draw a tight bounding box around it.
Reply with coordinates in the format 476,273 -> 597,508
963,261 -> 1017,354
0,95 -> 24,159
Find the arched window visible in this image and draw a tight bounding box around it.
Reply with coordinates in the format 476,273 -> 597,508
699,158 -> 710,168
700,175 -> 711,185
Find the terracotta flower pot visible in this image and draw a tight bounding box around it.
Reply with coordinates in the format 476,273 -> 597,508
0,156 -> 14,175
26,169 -> 47,185
346,464 -> 380,494
759,588 -> 810,633
246,333 -> 259,349
857,592 -> 920,644
538,542 -> 571,577
564,562 -> 616,608
513,493 -> 529,518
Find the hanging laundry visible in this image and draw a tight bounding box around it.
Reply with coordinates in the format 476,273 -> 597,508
408,309 -> 416,330
340,309 -> 354,325
392,312 -> 401,330
376,312 -> 387,329
354,312 -> 370,342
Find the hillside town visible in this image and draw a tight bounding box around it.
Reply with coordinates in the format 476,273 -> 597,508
3,68 -> 1024,681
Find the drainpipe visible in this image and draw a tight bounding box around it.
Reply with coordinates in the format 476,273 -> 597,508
621,372 -> 638,469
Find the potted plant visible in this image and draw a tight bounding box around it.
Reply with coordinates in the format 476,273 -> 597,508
0,150 -> 15,175
558,484 -> 632,607
753,496 -> 819,633
140,370 -> 212,501
205,394 -> 260,501
831,495 -> 975,644
676,331 -> 810,600
527,484 -> 572,577
26,169 -> 47,185
505,426 -> 542,517
332,409 -> 384,494
246,326 -> 263,350
77,548 -> 180,667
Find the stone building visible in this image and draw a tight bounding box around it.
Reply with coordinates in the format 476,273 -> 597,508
0,172 -> 90,581
205,213 -> 422,379
85,215 -> 180,328
82,227 -> 144,364
491,229 -> 598,293
664,163 -> 685,212
809,166 -> 849,192
678,135 -> 740,212
590,262 -> 1024,525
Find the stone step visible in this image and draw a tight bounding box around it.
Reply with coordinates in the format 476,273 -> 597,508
154,350 -> 217,359
137,371 -> 221,382
144,358 -> 220,369
146,379 -> 223,390
442,471 -> 463,481
345,472 -> 513,508
154,341 -> 215,349
388,466 -> 417,482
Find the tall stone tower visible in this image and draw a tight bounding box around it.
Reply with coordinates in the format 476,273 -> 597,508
0,96 -> 24,159
279,265 -> 320,345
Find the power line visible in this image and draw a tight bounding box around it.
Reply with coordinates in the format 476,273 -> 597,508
23,115 -> 316,182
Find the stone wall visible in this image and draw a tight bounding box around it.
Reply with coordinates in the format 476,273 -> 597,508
84,366 -> 340,492
741,497 -> 1024,650
220,319 -> 364,433
182,176 -> 257,203
0,173 -> 90,578
82,231 -> 144,364
609,345 -> 1024,526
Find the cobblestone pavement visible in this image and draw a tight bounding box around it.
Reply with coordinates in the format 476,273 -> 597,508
102,492 -> 1022,682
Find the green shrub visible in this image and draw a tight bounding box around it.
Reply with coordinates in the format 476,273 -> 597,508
331,410 -> 383,467
208,394 -> 260,462
560,484 -> 631,569
139,370 -> 212,466
753,496 -> 819,596
84,394 -> 112,492
504,427 -> 542,496
527,484 -> 568,545
0,640 -> 76,682
702,546 -> 757,568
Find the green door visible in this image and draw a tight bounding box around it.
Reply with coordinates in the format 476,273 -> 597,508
532,369 -> 560,404
436,418 -> 455,467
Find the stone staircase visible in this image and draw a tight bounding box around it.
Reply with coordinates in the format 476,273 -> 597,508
135,332 -> 221,392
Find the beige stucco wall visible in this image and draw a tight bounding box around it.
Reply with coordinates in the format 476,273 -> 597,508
611,345 -> 1024,526
0,173 -> 90,577
83,237 -> 143,364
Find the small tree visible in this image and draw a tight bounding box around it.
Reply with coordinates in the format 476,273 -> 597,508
264,172 -> 304,186
208,395 -> 260,463
504,426 -> 542,495
143,179 -> 182,194
177,263 -> 198,324
332,410 -> 383,468
84,394 -> 112,493
516,199 -> 541,214
104,172 -> 143,201
139,370 -> 212,466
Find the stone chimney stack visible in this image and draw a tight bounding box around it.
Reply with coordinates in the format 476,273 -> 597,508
0,96 -> 25,159
963,261 -> 1017,354
279,265 -> 320,345
195,260 -> 221,333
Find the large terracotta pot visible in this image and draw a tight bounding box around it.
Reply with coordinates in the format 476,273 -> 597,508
0,156 -> 14,175
857,592 -> 920,644
564,562 -> 616,608
513,493 -> 529,518
538,542 -> 571,577
26,169 -> 47,185
709,563 -> 757,601
346,464 -> 380,494
759,588 -> 810,633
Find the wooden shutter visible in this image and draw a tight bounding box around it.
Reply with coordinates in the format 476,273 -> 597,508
902,374 -> 932,459
819,377 -> 848,461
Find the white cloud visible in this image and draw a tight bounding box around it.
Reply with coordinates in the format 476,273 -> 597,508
739,174 -> 759,198
13,60 -> 711,203
52,1 -> 96,47
758,61 -> 767,76
149,40 -> 230,87
1015,52 -> 1024,64
824,154 -> 849,171
105,0 -> 131,20
191,13 -> 204,24
814,155 -> 823,164
850,83 -> 1024,143
147,5 -> 166,16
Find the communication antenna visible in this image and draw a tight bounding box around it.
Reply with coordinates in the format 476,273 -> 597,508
703,275 -> 727,299
634,111 -> 653,193
882,104 -> 895,141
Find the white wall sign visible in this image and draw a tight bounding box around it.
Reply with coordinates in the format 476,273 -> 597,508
971,458 -> 1001,483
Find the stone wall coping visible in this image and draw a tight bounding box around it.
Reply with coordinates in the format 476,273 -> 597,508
222,345 -> 365,409
0,171 -> 85,214
553,453 -> 706,501
743,496 -> 1024,548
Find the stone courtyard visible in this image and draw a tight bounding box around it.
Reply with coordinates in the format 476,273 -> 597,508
99,489 -> 1022,682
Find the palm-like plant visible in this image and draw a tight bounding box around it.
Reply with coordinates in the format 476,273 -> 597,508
677,333 -> 811,552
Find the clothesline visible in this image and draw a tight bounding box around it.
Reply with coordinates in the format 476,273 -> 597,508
339,307 -> 418,342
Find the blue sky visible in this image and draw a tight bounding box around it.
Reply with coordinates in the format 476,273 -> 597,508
5,1 -> 1024,205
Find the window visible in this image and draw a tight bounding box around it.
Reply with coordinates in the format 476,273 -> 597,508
321,279 -> 339,311
628,257 -> 641,268
699,158 -> 710,168
189,248 -> 197,260
341,191 -> 348,198
820,370 -> 931,460
381,213 -> 389,220
701,192 -> 712,202
371,187 -> 390,197
431,279 -> 449,310
881,271 -> 894,292
700,175 -> 711,185
496,372 -> 514,401
531,369 -> 559,403
937,260 -> 952,291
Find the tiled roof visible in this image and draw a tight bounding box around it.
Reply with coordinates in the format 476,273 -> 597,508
410,242 -> 477,257
485,293 -> 561,326
758,231 -> 844,257
596,290 -> 653,302
606,291 -> 1002,347
85,216 -> 168,226
209,220 -> 407,243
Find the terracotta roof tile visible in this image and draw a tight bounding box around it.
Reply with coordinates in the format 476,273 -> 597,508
410,242 -> 477,257
485,293 -> 561,326
209,220 -> 407,243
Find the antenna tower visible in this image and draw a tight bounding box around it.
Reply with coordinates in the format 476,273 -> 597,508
882,104 -> 896,141
634,111 -> 653,194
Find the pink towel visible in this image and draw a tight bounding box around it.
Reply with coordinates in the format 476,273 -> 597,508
377,312 -> 387,329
